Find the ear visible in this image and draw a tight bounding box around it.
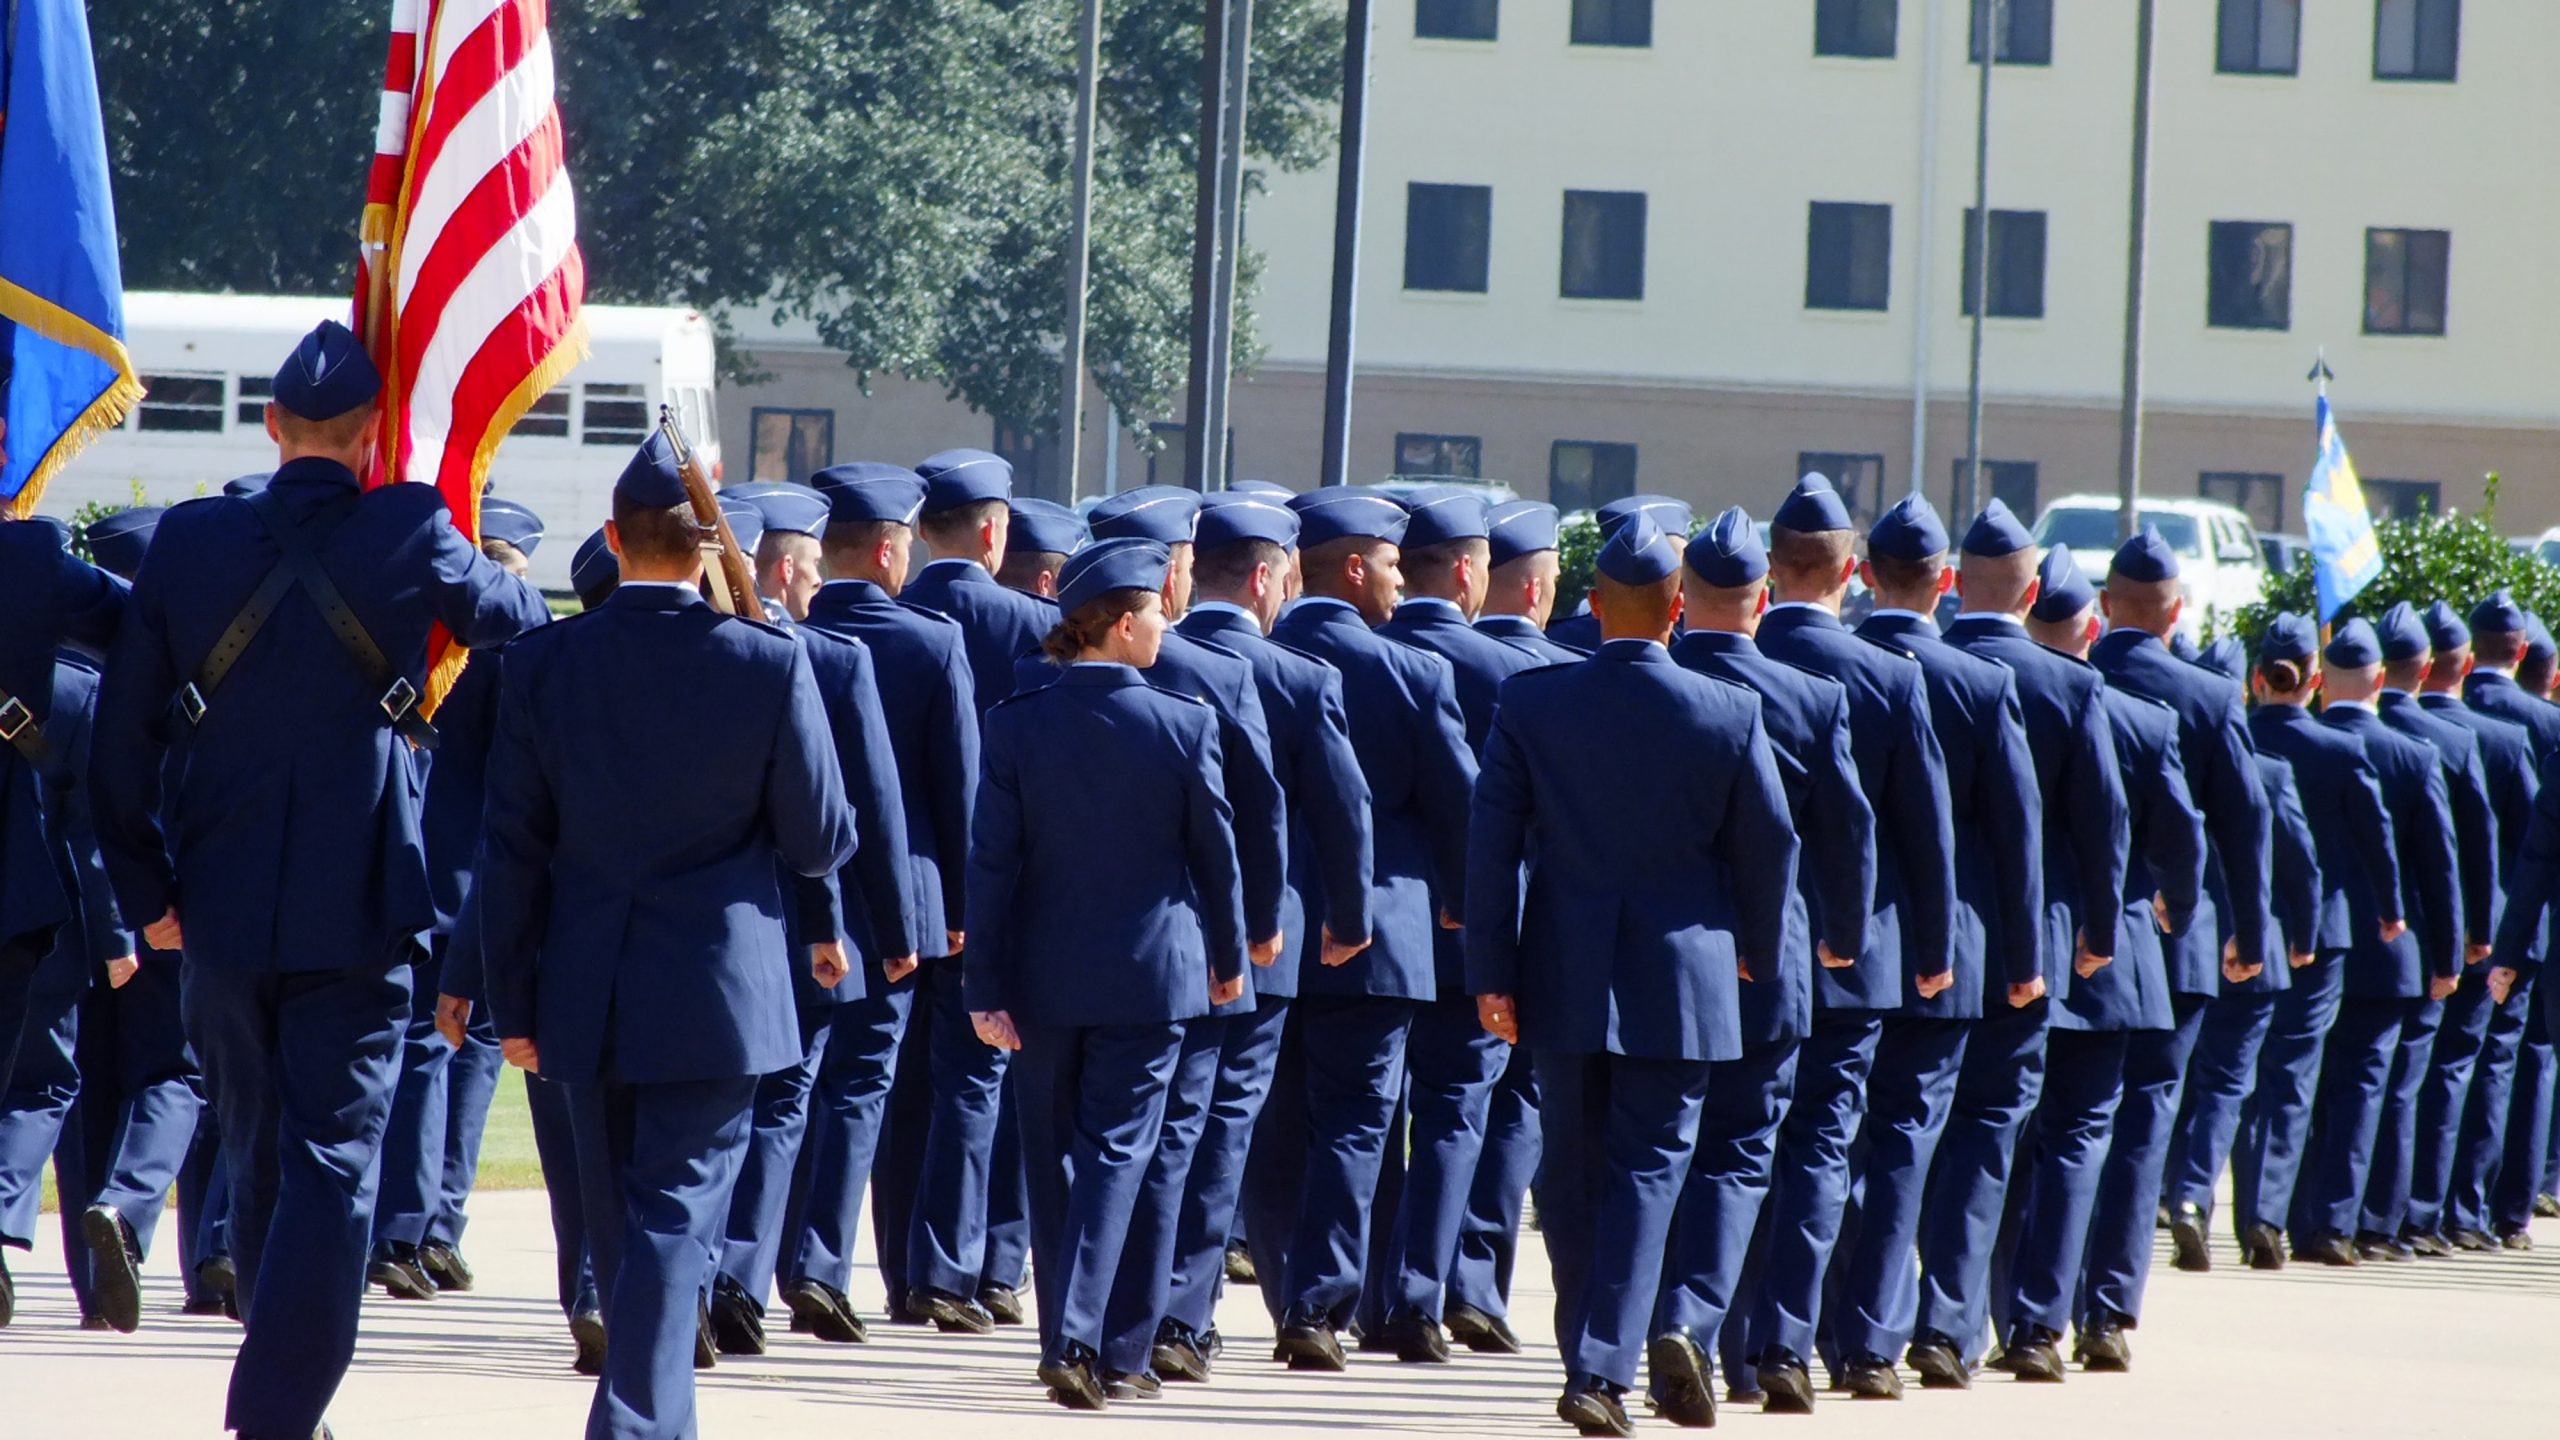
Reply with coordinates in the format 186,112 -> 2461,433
1934,566 -> 1955,597
2080,613 -> 2101,648
2020,576 -> 2042,611
1666,589 -> 1686,630
2100,591 -> 2115,621
1755,585 -> 1771,617
1857,558 -> 1878,590
604,518 -> 626,559
264,404 -> 282,444
1839,554 -> 1861,587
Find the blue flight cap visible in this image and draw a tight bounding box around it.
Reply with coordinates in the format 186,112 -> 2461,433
223,473 -> 271,498
810,460 -> 922,496
1087,485 -> 1202,546
85,506 -> 164,577
1596,494 -> 1692,541
2324,617 -> 2382,669
1773,473 -> 1852,534
1596,513 -> 1680,585
2260,612 -> 2319,664
272,319 -> 379,421
1867,494 -> 1950,563
2470,589 -> 2527,636
2109,526 -> 2181,583
1227,478 -> 1295,499
1961,499 -> 2034,557
2375,601 -> 2431,664
2421,600 -> 2471,654
478,497 -> 544,555
813,463 -> 928,527
2529,616 -> 2558,669
722,481 -> 830,541
1007,497 -> 1089,556
1398,486 -> 1494,549
570,526 -> 619,608
915,448 -> 1013,514
1196,492 -> 1301,550
1054,536 -> 1171,615
2197,637 -> 2249,684
1290,487 -> 1410,547
616,431 -> 689,509
2028,544 -> 2094,622
1485,500 -> 1560,566
719,496 -> 765,552
1684,505 -> 1768,588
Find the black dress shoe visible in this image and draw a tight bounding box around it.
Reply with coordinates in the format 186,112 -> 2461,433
1842,1354 -> 1903,1399
2076,1310 -> 2131,1372
1275,1322 -> 1347,1371
2242,1222 -> 2287,1271
79,1313 -> 112,1331
1377,1311 -> 1452,1363
2005,1330 -> 2067,1382
1646,1332 -> 1716,1428
976,1283 -> 1025,1326
708,1282 -> 766,1356
1444,1301 -> 1523,1354
1758,1351 -> 1817,1413
82,1205 -> 145,1333
417,1241 -> 474,1292
2448,1226 -> 2496,1252
2404,1230 -> 2453,1258
1038,1351 -> 1109,1411
906,1287 -> 995,1334
1354,1325 -> 1398,1354
1907,1332 -> 1970,1389
1152,1328 -> 1212,1382
182,1295 -> 232,1317
1559,1382 -> 1636,1438
1223,1242 -> 1258,1285
2168,1201 -> 2211,1273
0,1249 -> 14,1329
1103,1369 -> 1163,1401
2354,1233 -> 2412,1263
570,1310 -> 608,1376
369,1242 -> 439,1301
694,1297 -> 717,1370
2499,1226 -> 2534,1251
2293,1233 -> 2359,1267
2536,1193 -> 2560,1220
780,1279 -> 868,1344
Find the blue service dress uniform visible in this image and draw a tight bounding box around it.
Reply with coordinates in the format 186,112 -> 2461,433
963,661 -> 1245,1387
477,581 -> 856,1440
1467,637 -> 1798,1406
89,444 -> 547,1438
1654,619 -> 1875,1390
1265,595 -> 1476,1338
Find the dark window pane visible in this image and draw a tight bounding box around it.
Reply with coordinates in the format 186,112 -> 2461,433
2217,0 -> 2299,73
138,375 -> 226,433
1550,441 -> 1638,513
2207,221 -> 2291,329
1570,0 -> 1650,46
234,374 -> 273,427
1807,202 -> 1892,311
2377,0 -> 2459,80
2363,227 -> 2448,336
749,407 -> 833,483
582,382 -> 650,446
1949,458 -> 2038,517
2364,478 -> 2441,521
1561,190 -> 1646,301
2200,471 -> 2286,532
1969,0 -> 2053,64
1799,451 -> 1887,526
513,388 -> 570,438
1394,432 -> 1483,479
1815,0 -> 1898,57
1404,183 -> 1493,293
1417,0 -> 1499,40
1961,209 -> 2046,319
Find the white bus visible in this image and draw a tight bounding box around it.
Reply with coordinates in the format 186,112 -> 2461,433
30,291 -> 721,592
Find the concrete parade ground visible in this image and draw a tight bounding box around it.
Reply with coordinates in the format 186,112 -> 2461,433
5,1189 -> 2551,1439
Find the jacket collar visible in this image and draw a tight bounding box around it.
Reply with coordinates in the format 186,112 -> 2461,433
1758,603 -> 1843,634
606,582 -> 707,614
1595,637 -> 1671,665
1671,629 -> 1756,659
1059,661 -> 1146,689
806,578 -> 891,622
916,557 -> 992,586
268,455 -> 364,493
1288,596 -> 1370,629
1183,601 -> 1262,637
1391,597 -> 1466,627
1474,614 -> 1539,636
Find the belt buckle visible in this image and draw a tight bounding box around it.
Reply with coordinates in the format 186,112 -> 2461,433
381,677 -> 418,722
178,683 -> 209,726
0,696 -> 29,742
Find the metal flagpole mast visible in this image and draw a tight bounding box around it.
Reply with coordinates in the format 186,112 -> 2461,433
1960,0 -> 1996,518
2114,0 -> 2157,543
1201,0 -> 1255,492
1054,0 -> 1106,502
1318,0 -> 1375,488
1182,0 -> 1234,491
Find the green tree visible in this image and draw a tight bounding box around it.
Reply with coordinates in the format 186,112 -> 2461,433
1554,514 -> 1601,619
2227,474 -> 2560,651
89,0 -> 1341,440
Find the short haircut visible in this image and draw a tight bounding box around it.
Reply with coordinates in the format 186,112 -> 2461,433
1595,570 -> 1679,635
1957,548 -> 2037,613
995,551 -> 1065,592
1303,534 -> 1389,576
2104,574 -> 2180,627
2521,650 -> 2556,693
1040,588 -> 1153,663
821,519 -> 907,570
1768,525 -> 1853,589
2475,629 -> 2527,668
1399,537 -> 1488,590
1194,538 -> 1287,593
918,498 -> 1005,551
1865,549 -> 1946,601
611,493 -> 711,569
756,529 -> 819,572
274,401 -> 377,452
2381,656 -> 2429,691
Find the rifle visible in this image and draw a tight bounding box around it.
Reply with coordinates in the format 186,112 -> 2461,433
657,405 -> 761,617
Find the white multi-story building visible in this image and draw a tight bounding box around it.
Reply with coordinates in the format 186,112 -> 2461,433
723,0 -> 2560,533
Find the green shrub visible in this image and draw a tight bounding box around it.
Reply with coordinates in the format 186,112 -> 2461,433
2227,473 -> 2560,651
1554,514 -> 1601,619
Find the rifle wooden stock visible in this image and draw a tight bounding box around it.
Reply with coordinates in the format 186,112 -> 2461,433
657,406 -> 761,617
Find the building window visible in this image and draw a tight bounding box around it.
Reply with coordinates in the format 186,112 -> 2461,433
1416,0 -> 1498,41
1968,0 -> 2054,65
1570,0 -> 1650,47
580,383 -> 651,447
1815,0 -> 1898,58
2364,478 -> 2441,521
2200,471 -> 2285,532
1561,190 -> 1646,301
1799,451 -> 1888,526
512,387 -> 570,438
1807,202 -> 1892,312
2364,228 -> 2449,336
2206,221 -> 2292,330
1550,441 -> 1637,513
992,420 -> 1054,489
233,375 -> 272,428
749,407 -> 832,482
2375,0 -> 2459,81
1960,208 -> 2047,319
2217,0 -> 2300,74
1950,458 -> 2039,518
136,374 -> 225,433
1405,183 -> 1493,294
1395,432 -> 1483,479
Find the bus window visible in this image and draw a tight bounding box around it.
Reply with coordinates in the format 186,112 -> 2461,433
514,389 -> 570,438
138,374 -> 226,433
235,376 -> 273,427
582,383 -> 649,446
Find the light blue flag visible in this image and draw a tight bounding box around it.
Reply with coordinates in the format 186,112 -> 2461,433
0,0 -> 141,514
2303,393 -> 2381,623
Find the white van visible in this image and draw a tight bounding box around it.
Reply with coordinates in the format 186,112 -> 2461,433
2031,494 -> 2269,642
31,292 -> 720,592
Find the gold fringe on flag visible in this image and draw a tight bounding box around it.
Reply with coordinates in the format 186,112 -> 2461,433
0,276 -> 146,517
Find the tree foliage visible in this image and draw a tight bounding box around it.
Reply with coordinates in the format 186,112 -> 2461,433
88,0 -> 1342,435
1555,514 -> 1602,619
2227,474 -> 2560,650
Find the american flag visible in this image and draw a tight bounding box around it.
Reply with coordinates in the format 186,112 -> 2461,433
356,0 -> 586,692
